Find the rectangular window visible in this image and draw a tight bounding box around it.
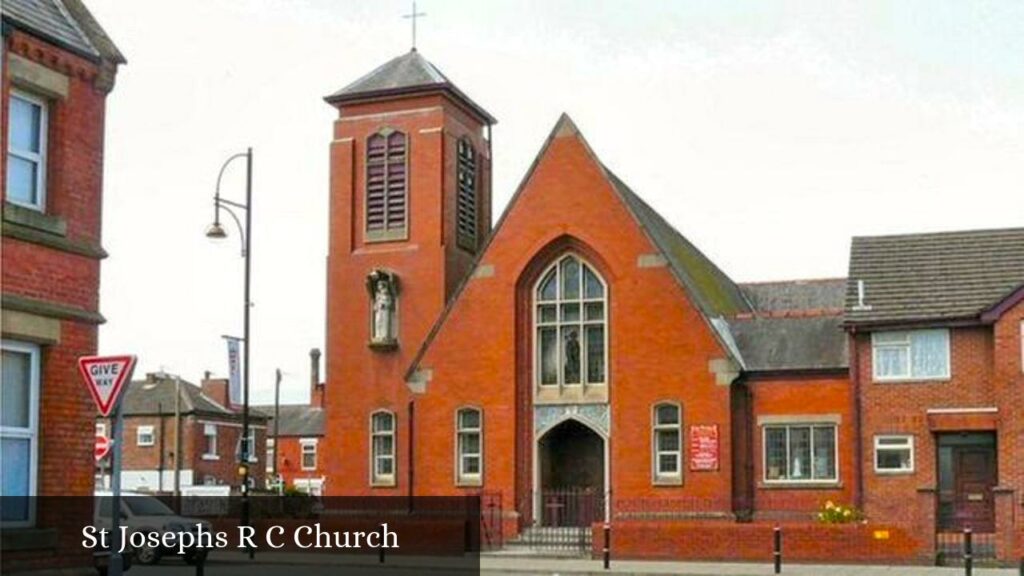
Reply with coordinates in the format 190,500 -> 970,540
875,435 -> 914,474
370,412 -> 395,485
1,341 -> 40,526
456,138 -> 478,251
763,424 -> 838,483
203,424 -> 218,459
301,439 -> 318,471
266,438 -> 275,474
6,91 -> 48,210
872,329 -> 950,381
236,430 -> 256,463
456,409 -> 482,484
653,403 -> 682,483
136,425 -> 155,446
96,422 -> 106,437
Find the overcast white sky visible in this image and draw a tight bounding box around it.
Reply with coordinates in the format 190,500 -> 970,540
89,0 -> 1024,405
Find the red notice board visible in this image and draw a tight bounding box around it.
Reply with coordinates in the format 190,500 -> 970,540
689,424 -> 720,471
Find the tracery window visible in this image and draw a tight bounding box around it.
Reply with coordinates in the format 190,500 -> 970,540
535,255 -> 606,388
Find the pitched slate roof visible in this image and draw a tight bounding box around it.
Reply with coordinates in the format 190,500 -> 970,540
845,228 -> 1024,326
253,405 -> 325,438
325,50 -> 495,124
2,0 -> 125,63
728,279 -> 848,372
120,374 -> 266,420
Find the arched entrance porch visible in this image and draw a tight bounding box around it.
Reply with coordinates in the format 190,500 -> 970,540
534,418 -> 607,527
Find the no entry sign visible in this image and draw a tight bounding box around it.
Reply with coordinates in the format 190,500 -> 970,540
95,435 -> 111,461
78,355 -> 137,416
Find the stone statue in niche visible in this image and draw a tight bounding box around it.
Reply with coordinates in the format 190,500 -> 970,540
366,269 -> 399,349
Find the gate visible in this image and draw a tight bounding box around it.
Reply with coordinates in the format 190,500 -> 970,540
936,531 -> 998,566
511,489 -> 606,554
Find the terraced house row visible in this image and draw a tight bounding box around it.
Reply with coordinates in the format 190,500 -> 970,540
320,49 -> 1024,563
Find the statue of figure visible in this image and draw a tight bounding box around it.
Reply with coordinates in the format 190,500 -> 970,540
564,329 -> 580,383
372,279 -> 393,342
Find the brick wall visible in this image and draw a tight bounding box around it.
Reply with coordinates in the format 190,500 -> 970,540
273,436 -> 326,489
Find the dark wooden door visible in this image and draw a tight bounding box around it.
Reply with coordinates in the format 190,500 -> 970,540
953,448 -> 996,532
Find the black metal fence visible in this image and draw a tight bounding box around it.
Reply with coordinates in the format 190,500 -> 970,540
512,489 -> 606,554
936,530 -> 998,567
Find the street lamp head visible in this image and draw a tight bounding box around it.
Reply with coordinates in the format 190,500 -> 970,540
205,221 -> 228,240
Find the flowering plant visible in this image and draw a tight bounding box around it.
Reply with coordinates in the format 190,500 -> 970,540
816,500 -> 864,524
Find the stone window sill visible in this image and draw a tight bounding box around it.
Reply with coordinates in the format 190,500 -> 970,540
3,201 -> 66,236
202,454 -> 220,461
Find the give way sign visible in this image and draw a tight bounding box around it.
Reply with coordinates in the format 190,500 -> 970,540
78,355 -> 137,417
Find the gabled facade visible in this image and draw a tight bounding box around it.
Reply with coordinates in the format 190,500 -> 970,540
1,0 -> 123,572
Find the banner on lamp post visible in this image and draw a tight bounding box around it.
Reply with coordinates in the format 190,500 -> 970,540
224,335 -> 243,406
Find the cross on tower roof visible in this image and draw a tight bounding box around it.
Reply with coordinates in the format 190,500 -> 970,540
402,1 -> 427,51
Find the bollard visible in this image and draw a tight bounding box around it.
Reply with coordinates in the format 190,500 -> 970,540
603,523 -> 611,570
195,554 -> 204,576
379,543 -> 385,564
963,528 -> 972,576
773,526 -> 782,574
1018,554 -> 1022,576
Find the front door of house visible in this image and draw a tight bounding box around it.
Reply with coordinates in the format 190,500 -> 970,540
937,433 -> 997,533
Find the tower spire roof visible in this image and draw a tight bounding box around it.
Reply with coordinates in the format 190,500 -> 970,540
325,51 -> 495,124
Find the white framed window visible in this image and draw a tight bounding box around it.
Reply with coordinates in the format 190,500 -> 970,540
203,424 -> 218,459
534,254 -> 607,388
1,340 -> 41,527
455,408 -> 482,485
300,438 -> 318,471
652,403 -> 682,483
266,438 -> 275,473
6,90 -> 48,210
370,411 -> 395,486
236,429 -> 257,463
763,424 -> 838,483
95,422 -> 107,438
874,435 -> 914,474
136,425 -> 155,446
872,329 -> 950,381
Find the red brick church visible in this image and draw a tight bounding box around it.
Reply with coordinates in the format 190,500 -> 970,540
320,50 -> 1024,562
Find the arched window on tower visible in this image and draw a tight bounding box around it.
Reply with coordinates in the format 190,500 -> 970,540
535,255 -> 607,390
366,129 -> 408,241
456,137 -> 478,251
370,410 -> 396,486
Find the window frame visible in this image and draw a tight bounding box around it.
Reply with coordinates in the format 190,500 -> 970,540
265,438 -> 275,474
202,423 -> 219,460
300,438 -> 318,471
871,329 -> 951,382
6,90 -> 48,211
1,340 -> 41,528
532,253 -> 609,391
369,410 -> 396,487
762,423 -> 839,485
454,407 -> 483,486
364,129 -> 410,242
96,422 -> 107,438
136,425 -> 155,447
455,137 -> 478,252
652,402 -> 683,485
235,429 -> 257,463
874,434 -> 915,474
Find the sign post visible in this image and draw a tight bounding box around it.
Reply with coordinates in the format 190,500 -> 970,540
79,355 -> 137,576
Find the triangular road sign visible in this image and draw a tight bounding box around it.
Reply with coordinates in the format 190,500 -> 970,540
78,355 -> 137,416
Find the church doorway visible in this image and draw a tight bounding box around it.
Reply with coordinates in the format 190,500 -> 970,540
536,419 -> 606,527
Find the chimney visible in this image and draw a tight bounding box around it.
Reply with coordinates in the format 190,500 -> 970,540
310,348 -> 324,408
201,377 -> 231,409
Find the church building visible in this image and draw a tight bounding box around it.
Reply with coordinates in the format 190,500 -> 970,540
320,50 -> 1024,562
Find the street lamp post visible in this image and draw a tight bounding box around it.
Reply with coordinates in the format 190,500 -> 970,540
205,148 -> 253,556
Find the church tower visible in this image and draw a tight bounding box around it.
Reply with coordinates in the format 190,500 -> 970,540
322,50 -> 495,495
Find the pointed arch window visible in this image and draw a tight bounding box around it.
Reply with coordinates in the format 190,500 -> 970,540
535,255 -> 607,388
456,138 -> 478,251
366,129 -> 408,241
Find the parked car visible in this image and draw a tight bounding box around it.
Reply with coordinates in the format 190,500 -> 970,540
94,491 -> 211,565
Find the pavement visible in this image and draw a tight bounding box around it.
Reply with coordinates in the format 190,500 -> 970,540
126,550 -> 1021,576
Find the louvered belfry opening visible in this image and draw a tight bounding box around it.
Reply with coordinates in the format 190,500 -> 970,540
366,129 -> 409,241
456,137 -> 478,251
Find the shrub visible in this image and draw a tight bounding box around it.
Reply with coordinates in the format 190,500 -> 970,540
816,500 -> 865,524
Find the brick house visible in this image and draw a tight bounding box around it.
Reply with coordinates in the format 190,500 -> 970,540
845,229 -> 1024,561
96,373 -> 269,492
255,349 -> 326,495
1,0 -> 124,573
321,49 -> 1023,563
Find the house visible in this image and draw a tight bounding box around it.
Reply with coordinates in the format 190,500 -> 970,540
845,228 -> 1024,560
319,49 -> 1023,562
255,349 -> 326,495
97,373 -> 269,492
1,0 -> 124,572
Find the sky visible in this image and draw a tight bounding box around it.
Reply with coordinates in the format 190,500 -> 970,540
88,0 -> 1024,405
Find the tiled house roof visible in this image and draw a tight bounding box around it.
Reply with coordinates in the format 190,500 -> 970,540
845,227 -> 1024,326
2,0 -> 124,63
253,405 -> 325,437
